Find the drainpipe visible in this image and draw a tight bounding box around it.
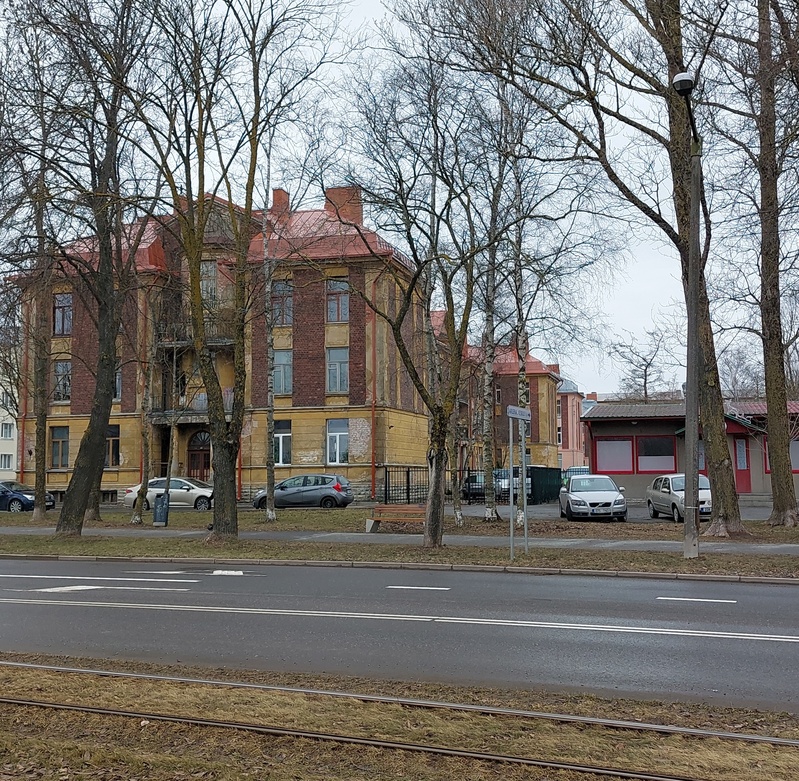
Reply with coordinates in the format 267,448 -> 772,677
237,437 -> 242,500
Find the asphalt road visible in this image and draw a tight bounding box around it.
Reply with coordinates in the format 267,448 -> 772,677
1,558 -> 797,711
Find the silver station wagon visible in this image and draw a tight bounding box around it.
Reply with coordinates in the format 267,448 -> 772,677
646,473 -> 712,523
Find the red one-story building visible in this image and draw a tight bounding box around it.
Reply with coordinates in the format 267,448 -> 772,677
581,401 -> 799,501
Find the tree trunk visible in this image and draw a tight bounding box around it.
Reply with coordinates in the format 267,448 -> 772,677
756,0 -> 798,527
55,334 -> 117,534
481,277 -> 498,522
31,287 -> 50,524
207,436 -> 239,538
424,407 -> 448,547
699,282 -> 748,536
447,422 -> 463,527
83,482 -> 102,524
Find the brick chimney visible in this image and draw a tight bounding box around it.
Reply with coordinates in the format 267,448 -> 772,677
271,188 -> 290,218
324,186 -> 363,225
586,392 -> 598,401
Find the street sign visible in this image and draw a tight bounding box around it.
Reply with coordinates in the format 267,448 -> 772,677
506,405 -> 531,421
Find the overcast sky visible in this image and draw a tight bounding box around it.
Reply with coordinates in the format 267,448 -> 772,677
346,0 -> 688,397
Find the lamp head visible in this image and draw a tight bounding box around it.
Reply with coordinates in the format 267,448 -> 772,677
672,72 -> 695,97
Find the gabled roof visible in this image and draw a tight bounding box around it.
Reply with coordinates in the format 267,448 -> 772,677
582,402 -> 686,420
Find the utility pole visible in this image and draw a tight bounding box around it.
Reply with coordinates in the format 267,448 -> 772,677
673,72 -> 701,558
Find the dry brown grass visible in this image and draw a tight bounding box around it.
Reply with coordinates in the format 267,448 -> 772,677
1,654 -> 798,781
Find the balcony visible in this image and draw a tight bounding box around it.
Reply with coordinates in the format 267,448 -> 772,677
156,300 -> 237,347
149,387 -> 234,425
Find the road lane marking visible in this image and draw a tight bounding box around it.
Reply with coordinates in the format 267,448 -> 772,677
386,586 -> 450,591
212,570 -> 243,576
31,586 -> 191,593
0,597 -> 793,643
657,597 -> 737,604
0,575 -> 198,583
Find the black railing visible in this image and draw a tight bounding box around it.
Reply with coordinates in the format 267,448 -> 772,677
379,465 -> 562,505
381,466 -> 429,504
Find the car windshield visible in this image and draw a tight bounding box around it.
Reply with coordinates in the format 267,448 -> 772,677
3,482 -> 32,492
184,478 -> 212,489
571,477 -> 618,492
671,475 -> 711,491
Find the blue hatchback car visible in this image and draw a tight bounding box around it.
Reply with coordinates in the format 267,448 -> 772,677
0,481 -> 56,512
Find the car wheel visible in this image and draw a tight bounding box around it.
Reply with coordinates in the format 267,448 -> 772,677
257,497 -> 268,510
142,498 -> 150,511
195,496 -> 212,511
565,502 -> 575,521
672,505 -> 683,523
320,496 -> 336,509
647,501 -> 659,519
8,499 -> 23,513
620,512 -> 628,522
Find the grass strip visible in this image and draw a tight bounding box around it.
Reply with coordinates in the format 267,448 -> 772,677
1,662 -> 798,781
0,533 -> 798,578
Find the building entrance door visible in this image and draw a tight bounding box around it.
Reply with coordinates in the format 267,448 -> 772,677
733,437 -> 751,494
187,430 -> 211,482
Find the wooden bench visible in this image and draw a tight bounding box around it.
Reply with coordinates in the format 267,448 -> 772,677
366,504 -> 426,532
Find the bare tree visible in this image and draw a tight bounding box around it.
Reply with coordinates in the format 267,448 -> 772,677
122,0 -> 338,538
425,0 -> 745,535
610,329 -> 672,402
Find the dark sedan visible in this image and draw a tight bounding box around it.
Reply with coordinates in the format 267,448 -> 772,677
0,481 -> 56,512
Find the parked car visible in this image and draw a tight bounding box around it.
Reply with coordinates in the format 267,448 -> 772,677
562,465 -> 590,485
122,477 -> 214,510
494,467 -> 532,499
646,473 -> 712,522
252,474 -> 353,509
460,471 -> 504,502
0,481 -> 56,512
559,473 -> 627,521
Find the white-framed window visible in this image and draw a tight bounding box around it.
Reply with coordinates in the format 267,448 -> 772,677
272,280 -> 293,326
556,426 -> 562,446
53,360 -> 71,401
274,420 -> 291,465
636,436 -> 676,473
53,292 -> 73,335
200,260 -> 217,302
0,423 -> 13,439
1,391 -> 12,408
495,387 -> 501,404
0,454 -> 12,470
595,438 -> 633,473
51,426 -> 69,468
113,366 -> 122,400
326,347 -> 349,393
105,425 -> 120,467
556,398 -> 561,418
273,350 -> 293,395
327,419 -> 349,464
326,278 -> 349,322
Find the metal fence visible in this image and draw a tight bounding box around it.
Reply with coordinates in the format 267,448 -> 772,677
379,465 -> 562,505
381,466 -> 430,504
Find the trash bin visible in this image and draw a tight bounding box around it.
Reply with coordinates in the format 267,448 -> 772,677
153,494 -> 169,527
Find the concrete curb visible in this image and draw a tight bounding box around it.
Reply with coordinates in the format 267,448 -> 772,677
1,552 -> 797,585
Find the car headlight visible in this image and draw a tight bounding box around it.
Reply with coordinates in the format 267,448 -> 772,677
571,497 -> 587,506
613,497 -> 625,506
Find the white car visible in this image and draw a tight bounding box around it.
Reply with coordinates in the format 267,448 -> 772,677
559,474 -> 627,521
646,473 -> 712,523
122,477 -> 214,511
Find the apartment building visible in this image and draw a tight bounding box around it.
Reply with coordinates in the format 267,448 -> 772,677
557,378 -> 588,470
17,187 -> 430,501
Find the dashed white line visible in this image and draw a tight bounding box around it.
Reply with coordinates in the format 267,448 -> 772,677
0,575 -> 198,583
386,586 -> 450,591
657,597 -> 737,604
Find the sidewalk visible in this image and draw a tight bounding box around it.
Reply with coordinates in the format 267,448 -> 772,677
2,524 -> 798,557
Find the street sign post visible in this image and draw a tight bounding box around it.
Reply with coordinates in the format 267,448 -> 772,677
506,406 -> 531,559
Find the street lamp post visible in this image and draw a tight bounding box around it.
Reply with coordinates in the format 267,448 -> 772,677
673,72 -> 701,559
